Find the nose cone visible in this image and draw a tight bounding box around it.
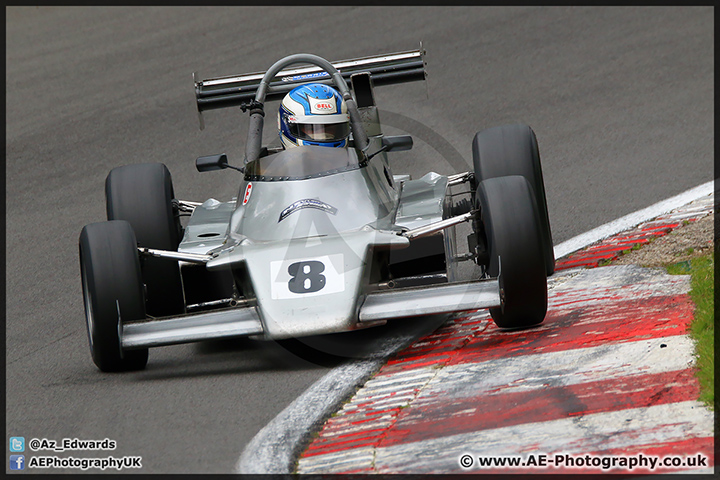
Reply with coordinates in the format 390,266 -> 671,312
244,231 -> 370,339
207,228 -> 407,339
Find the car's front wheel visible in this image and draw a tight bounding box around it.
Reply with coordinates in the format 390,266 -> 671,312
475,175 -> 547,329
79,220 -> 148,372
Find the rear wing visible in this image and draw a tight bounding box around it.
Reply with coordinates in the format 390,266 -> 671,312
193,48 -> 426,116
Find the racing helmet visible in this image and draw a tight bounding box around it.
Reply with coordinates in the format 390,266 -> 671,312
278,83 -> 350,148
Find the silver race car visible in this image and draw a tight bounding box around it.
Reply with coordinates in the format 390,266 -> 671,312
79,48 -> 554,372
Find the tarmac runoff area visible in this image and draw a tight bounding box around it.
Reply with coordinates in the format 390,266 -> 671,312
238,181 -> 714,475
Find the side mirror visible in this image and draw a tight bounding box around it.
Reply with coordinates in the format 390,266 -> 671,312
196,154 -> 228,172
195,154 -> 244,173
382,135 -> 413,152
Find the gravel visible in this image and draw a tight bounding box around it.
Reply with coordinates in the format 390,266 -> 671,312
611,213 -> 715,267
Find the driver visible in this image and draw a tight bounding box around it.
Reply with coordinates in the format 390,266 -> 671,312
278,83 -> 350,149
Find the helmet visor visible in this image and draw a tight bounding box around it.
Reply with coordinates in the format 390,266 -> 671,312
288,122 -> 350,142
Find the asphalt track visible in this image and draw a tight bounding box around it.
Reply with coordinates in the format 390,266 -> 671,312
5,6 -> 712,474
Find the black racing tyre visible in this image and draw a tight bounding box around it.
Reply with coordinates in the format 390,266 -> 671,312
472,124 -> 555,275
79,221 -> 148,372
106,163 -> 184,317
475,176 -> 547,329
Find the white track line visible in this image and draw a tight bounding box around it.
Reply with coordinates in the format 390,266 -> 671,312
235,320 -> 443,473
553,180 -> 714,260
235,359 -> 380,473
235,181 -> 714,474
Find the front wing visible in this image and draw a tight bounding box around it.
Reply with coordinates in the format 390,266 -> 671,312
121,279 -> 501,350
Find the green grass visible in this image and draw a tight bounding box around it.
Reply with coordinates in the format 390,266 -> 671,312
667,250 -> 714,409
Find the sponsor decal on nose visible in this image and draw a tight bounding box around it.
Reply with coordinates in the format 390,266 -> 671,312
242,183 -> 253,205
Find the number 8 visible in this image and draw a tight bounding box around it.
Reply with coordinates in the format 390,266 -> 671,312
287,261 -> 326,294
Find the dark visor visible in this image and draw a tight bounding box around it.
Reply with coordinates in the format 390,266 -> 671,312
288,122 -> 350,142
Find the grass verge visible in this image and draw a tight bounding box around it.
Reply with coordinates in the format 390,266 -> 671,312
666,250 -> 714,409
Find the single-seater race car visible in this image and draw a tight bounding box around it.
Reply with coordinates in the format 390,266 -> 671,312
79,48 -> 554,372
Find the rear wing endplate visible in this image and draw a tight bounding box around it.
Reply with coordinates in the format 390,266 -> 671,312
193,47 -> 426,116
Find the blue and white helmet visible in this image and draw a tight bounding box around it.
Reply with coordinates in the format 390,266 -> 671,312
278,83 -> 350,148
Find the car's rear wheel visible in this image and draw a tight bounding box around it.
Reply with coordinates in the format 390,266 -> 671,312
105,163 -> 185,317
472,124 -> 555,275
475,176 -> 547,329
79,220 -> 148,372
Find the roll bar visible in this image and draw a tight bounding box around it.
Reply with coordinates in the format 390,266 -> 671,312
244,54 -> 369,164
